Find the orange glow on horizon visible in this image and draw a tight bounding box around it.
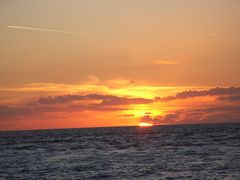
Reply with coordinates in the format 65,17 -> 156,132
139,122 -> 153,127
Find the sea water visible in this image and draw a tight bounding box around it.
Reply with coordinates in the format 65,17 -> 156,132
0,123 -> 239,179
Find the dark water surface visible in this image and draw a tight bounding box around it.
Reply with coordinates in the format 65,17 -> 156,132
0,123 -> 240,179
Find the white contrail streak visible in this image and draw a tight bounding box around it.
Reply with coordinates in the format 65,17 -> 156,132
6,25 -> 104,37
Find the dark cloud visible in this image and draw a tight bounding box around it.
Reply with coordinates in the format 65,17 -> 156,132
140,113 -> 181,125
0,94 -> 135,119
141,115 -> 163,124
85,94 -> 153,106
38,95 -> 85,104
217,95 -> 240,101
190,106 -> 240,113
141,106 -> 240,125
0,103 -> 127,120
36,93 -> 153,106
0,106 -> 28,118
101,97 -> 153,106
1,93 -> 151,120
159,87 -> 240,101
68,104 -> 128,112
0,105 -> 61,119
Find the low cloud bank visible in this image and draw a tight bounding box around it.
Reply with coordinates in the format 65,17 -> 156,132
141,106 -> 240,125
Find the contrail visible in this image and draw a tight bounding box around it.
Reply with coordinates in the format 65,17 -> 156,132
6,25 -> 105,37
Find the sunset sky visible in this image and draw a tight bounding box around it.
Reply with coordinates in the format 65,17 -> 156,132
0,0 -> 240,131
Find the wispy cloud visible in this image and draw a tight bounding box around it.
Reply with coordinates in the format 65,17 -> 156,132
153,60 -> 180,65
6,25 -> 105,37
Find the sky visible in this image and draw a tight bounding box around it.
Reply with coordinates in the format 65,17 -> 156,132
0,0 -> 240,131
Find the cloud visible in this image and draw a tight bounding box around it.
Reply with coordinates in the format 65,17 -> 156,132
191,106 -> 240,113
66,104 -> 128,112
153,60 -> 180,65
210,33 -> 220,38
2,87 -> 240,124
92,95 -> 153,106
38,95 -> 86,105
140,106 -> 240,125
0,106 -> 27,118
140,113 -> 181,125
159,87 -> 240,101
38,86 -> 240,107
117,114 -> 135,117
36,93 -> 153,106
0,102 -> 128,120
141,115 -> 163,124
0,105 -> 61,119
91,94 -> 154,106
6,25 -> 105,37
0,93 -> 152,119
217,95 -> 240,101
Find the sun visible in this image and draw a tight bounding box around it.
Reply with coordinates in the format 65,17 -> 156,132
139,122 -> 153,127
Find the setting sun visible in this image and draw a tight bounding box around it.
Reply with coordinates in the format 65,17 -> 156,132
139,122 -> 153,127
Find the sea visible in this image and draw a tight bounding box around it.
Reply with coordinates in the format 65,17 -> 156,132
0,123 -> 239,179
